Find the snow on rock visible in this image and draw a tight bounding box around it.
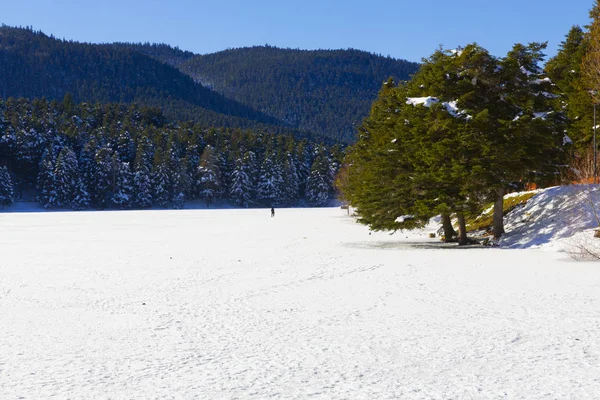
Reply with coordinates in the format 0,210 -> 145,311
1,201 -> 600,398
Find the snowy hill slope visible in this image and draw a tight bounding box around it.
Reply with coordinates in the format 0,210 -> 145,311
498,185 -> 600,251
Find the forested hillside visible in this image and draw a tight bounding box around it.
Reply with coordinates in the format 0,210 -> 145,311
0,26 -> 420,144
180,46 -> 420,142
0,97 -> 340,210
0,26 -> 287,133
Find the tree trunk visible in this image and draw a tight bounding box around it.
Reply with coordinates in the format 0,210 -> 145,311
457,213 -> 468,246
441,213 -> 457,242
493,187 -> 505,239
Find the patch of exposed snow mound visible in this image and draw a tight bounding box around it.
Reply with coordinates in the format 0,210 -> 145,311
500,185 -> 600,249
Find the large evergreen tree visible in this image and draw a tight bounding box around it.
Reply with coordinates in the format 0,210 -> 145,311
257,151 -> 284,206
546,26 -> 590,150
344,43 -> 567,243
229,152 -> 254,207
582,1 -> 600,103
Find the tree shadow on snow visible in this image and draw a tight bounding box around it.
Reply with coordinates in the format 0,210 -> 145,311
344,240 -> 493,251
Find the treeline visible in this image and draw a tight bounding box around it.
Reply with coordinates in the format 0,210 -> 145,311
109,42 -> 196,68
0,96 -> 340,210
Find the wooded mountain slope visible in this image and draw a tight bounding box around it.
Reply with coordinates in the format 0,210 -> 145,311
179,46 -> 420,142
0,26 -> 420,143
0,26 -> 284,132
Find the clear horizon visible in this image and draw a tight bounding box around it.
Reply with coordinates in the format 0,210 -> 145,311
0,0 -> 594,63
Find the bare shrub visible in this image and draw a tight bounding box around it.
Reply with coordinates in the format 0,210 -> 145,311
567,232 -> 600,260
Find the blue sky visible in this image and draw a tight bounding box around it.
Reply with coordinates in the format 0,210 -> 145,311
0,0 -> 594,62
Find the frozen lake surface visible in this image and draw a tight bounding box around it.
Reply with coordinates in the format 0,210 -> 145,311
1,206 -> 599,399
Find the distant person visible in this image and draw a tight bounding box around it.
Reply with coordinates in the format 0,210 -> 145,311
271,207 -> 275,217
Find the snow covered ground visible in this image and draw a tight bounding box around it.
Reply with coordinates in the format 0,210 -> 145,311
1,196 -> 600,399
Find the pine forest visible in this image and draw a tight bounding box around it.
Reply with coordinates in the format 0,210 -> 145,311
0,97 -> 339,210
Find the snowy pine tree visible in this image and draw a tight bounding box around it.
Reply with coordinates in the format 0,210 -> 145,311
133,166 -> 153,208
164,146 -> 188,209
244,150 -> 259,201
282,152 -> 300,206
197,145 -> 221,207
71,177 -> 90,210
172,191 -> 186,209
182,143 -> 200,200
152,162 -> 171,208
37,148 -> 58,208
79,145 -> 97,207
295,142 -> 312,198
93,147 -> 115,209
257,152 -> 285,206
306,152 -> 331,206
115,129 -> 135,163
54,146 -> 79,207
229,153 -> 253,207
172,162 -> 190,209
133,138 -> 154,208
211,144 -> 230,200
112,161 -> 134,209
0,166 -> 14,209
